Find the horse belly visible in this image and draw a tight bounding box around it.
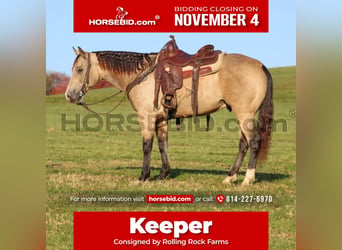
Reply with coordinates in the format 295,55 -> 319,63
175,75 -> 225,117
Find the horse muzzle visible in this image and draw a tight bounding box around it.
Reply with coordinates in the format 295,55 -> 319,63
65,90 -> 85,104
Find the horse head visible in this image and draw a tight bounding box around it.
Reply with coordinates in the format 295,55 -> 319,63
65,47 -> 100,104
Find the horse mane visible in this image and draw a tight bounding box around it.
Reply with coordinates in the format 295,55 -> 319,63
94,51 -> 157,75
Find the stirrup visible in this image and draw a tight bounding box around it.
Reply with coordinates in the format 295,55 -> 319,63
161,94 -> 176,109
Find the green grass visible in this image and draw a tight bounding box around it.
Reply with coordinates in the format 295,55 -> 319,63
46,66 -> 296,249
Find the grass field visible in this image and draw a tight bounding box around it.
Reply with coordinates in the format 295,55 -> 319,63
46,66 -> 296,249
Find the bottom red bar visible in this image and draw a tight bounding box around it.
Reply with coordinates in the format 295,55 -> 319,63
74,211 -> 268,249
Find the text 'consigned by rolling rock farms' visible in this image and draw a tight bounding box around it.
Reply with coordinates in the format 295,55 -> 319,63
114,238 -> 229,247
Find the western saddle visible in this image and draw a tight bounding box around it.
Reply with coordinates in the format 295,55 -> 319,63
154,35 -> 221,121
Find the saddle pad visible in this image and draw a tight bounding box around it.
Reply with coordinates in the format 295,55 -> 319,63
182,66 -> 212,79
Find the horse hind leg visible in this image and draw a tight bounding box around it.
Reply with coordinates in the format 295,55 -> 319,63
222,113 -> 260,185
222,129 -> 249,184
239,116 -> 261,185
242,131 -> 261,185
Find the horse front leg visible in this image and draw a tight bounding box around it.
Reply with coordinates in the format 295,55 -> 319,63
138,113 -> 155,181
156,120 -> 170,180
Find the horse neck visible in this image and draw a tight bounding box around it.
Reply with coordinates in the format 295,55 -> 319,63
101,70 -> 138,92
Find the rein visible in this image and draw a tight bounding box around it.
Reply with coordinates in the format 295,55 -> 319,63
82,89 -> 123,106
125,63 -> 157,95
80,92 -> 127,115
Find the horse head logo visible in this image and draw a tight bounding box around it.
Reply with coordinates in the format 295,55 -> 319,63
116,6 -> 128,20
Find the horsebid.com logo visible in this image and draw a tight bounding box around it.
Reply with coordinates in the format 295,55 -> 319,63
88,5 -> 158,26
116,6 -> 128,20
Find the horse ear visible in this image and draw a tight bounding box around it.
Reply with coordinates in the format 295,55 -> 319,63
76,46 -> 88,58
78,46 -> 86,55
73,47 -> 80,55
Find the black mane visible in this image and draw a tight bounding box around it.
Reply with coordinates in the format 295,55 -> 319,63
95,51 -> 157,74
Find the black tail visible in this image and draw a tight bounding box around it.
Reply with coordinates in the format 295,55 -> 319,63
257,65 -> 273,162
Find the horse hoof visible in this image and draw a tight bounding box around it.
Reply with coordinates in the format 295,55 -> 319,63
157,170 -> 170,180
222,174 -> 237,184
138,173 -> 150,181
241,178 -> 255,186
241,180 -> 253,186
241,169 -> 255,186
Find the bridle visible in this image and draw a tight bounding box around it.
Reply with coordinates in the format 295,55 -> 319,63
78,53 -> 126,115
78,52 -> 157,115
80,53 -> 92,96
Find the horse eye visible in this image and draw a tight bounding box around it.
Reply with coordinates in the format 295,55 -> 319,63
77,68 -> 83,74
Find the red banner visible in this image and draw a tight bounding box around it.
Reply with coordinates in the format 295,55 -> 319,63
74,211 -> 268,249
74,0 -> 268,32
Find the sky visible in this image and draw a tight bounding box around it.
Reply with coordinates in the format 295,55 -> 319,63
46,0 -> 296,75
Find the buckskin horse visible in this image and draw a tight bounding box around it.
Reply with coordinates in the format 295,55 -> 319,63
65,37 -> 273,185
